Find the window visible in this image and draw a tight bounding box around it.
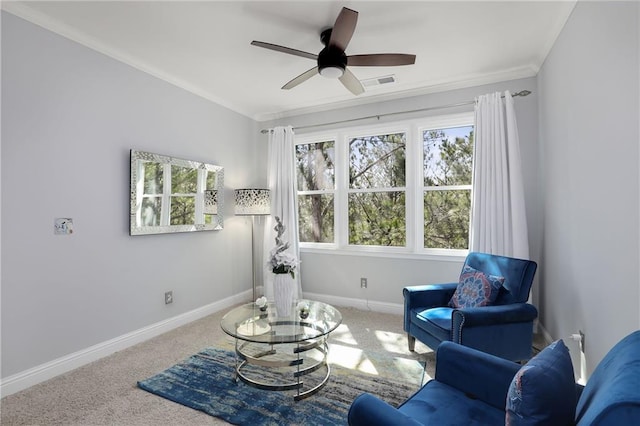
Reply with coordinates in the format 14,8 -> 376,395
422,126 -> 473,250
348,132 -> 406,246
296,141 -> 335,243
295,113 -> 474,256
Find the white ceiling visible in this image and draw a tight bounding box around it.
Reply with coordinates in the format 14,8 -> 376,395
3,1 -> 575,121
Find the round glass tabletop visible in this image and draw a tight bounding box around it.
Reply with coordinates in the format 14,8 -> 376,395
220,299 -> 342,344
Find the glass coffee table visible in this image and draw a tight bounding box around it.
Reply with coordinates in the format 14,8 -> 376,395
220,299 -> 342,401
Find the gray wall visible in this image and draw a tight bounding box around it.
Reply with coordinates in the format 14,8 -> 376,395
261,77 -> 542,307
537,1 -> 639,374
1,12 -> 260,378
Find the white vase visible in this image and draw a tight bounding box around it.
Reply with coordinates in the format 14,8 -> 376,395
273,273 -> 294,317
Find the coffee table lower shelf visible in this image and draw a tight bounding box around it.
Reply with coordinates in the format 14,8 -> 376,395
233,336 -> 330,401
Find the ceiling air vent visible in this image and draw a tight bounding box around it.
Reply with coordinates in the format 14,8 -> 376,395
361,75 -> 396,87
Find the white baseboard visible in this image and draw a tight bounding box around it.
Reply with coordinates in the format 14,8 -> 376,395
302,292 -> 404,316
0,291 -> 249,397
0,291 -> 398,397
537,322 -> 554,345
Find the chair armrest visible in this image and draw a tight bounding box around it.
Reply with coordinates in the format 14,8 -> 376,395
404,284 -> 458,331
435,341 -> 521,410
403,283 -> 458,310
452,303 -> 538,328
348,393 -> 424,426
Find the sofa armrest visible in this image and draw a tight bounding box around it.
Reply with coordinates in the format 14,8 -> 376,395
452,303 -> 538,328
348,393 -> 423,426
435,341 -> 521,410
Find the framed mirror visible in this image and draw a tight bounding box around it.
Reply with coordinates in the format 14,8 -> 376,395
130,150 -> 224,235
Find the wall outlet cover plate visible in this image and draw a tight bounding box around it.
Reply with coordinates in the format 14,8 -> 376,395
54,218 -> 73,235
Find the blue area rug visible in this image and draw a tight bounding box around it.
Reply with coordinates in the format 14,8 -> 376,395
138,347 -> 418,425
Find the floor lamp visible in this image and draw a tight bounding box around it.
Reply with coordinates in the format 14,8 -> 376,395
234,189 -> 271,301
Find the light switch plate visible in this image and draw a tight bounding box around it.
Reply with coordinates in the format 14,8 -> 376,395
54,218 -> 73,235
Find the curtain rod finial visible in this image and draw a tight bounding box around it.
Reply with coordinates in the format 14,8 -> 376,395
514,90 -> 532,97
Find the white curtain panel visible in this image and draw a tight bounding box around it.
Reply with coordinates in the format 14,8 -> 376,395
470,91 -> 529,259
263,126 -> 302,300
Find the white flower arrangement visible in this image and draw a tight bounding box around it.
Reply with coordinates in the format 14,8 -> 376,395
269,216 -> 299,278
255,296 -> 268,310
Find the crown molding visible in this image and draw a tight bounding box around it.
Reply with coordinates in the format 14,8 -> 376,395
255,64 -> 538,122
535,0 -> 577,68
1,3 -> 255,119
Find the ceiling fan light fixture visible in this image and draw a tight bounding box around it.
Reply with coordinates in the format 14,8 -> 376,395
319,66 -> 344,79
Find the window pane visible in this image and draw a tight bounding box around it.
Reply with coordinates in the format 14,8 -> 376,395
141,197 -> 161,226
296,141 -> 335,190
171,165 -> 198,193
424,190 -> 470,249
423,126 -> 473,186
350,133 -> 406,189
205,170 -> 217,190
143,162 -> 163,194
170,196 -> 195,225
349,192 -> 405,246
298,194 -> 334,243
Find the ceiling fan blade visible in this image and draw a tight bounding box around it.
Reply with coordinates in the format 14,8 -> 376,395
329,7 -> 358,51
282,66 -> 319,90
347,54 -> 417,67
251,41 -> 317,61
339,68 -> 364,96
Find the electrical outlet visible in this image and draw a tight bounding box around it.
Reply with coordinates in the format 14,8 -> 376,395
165,291 -> 173,304
360,278 -> 368,288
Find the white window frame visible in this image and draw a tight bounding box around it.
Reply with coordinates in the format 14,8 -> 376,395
295,137 -> 338,248
295,111 -> 474,260
416,113 -> 474,257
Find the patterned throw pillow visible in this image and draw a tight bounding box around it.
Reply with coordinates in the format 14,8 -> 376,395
448,265 -> 504,308
505,340 -> 576,425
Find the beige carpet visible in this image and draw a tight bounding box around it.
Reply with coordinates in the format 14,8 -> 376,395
1,306 -> 435,425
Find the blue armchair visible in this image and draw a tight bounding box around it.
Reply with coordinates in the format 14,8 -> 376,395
348,331 -> 640,425
404,252 -> 538,362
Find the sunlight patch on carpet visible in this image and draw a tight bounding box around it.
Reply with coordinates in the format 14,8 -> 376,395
328,344 -> 379,375
375,330 -> 410,354
329,324 -> 359,345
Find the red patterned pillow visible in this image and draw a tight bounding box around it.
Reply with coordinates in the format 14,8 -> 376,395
448,265 -> 504,308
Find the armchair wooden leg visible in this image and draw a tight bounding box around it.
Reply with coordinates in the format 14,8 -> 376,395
408,334 -> 416,352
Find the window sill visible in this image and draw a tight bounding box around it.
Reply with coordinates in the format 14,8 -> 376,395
299,245 -> 467,262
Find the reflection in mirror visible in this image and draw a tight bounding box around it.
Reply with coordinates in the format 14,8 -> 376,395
130,150 -> 224,235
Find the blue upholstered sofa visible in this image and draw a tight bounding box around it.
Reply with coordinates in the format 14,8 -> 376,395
348,331 -> 640,425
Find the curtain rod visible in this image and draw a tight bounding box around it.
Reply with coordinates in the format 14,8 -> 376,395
260,90 -> 531,134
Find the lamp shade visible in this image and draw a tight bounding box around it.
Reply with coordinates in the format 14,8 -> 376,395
204,190 -> 218,215
234,189 -> 271,216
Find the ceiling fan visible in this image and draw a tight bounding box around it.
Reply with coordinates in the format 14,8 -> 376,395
251,7 -> 416,96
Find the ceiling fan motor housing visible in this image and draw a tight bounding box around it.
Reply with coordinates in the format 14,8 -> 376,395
318,28 -> 347,78
318,47 -> 347,77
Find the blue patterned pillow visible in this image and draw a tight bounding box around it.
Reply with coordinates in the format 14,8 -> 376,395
448,265 -> 504,308
505,340 -> 576,425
